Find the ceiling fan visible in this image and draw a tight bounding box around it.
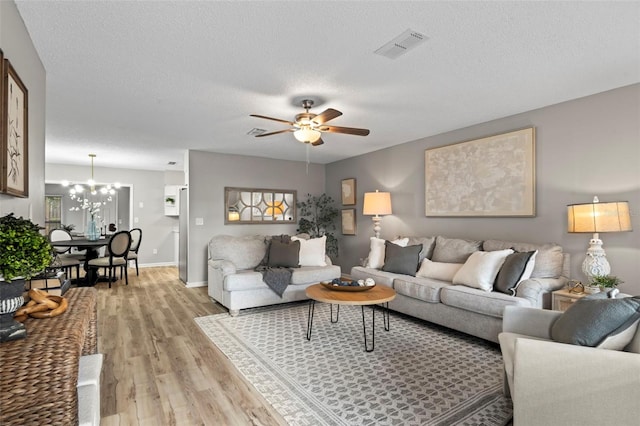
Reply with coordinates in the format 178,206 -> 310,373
250,99 -> 370,146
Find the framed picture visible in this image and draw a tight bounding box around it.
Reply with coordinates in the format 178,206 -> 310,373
341,178 -> 356,205
341,208 -> 356,235
1,58 -> 29,197
425,127 -> 535,217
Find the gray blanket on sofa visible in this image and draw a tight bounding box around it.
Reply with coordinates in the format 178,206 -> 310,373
254,235 -> 294,297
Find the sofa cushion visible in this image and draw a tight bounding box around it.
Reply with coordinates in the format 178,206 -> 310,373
224,265 -> 341,291
365,237 -> 409,269
382,242 -> 422,276
268,239 -> 300,268
208,235 -> 267,270
416,258 -> 463,282
403,236 -> 436,262
393,276 -> 450,303
550,293 -> 640,349
440,285 -> 532,318
291,235 -> 327,267
350,266 -> 397,287
291,265 -> 341,285
432,236 -> 482,263
483,239 -> 564,278
453,249 -> 514,291
494,251 -> 537,295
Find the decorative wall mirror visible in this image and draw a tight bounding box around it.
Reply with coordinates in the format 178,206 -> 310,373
225,187 -> 296,224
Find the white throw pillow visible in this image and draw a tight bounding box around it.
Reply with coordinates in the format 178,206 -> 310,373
452,249 -> 514,291
416,258 -> 464,282
291,235 -> 327,266
365,237 -> 408,269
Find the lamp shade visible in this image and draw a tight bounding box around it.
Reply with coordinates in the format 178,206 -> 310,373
567,201 -> 632,233
363,190 -> 392,216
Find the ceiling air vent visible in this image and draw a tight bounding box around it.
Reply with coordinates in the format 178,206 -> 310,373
374,29 -> 428,59
247,128 -> 266,136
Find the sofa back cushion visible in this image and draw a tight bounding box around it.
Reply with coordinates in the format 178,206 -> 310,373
208,235 -> 267,270
402,236 -> 436,263
483,239 -> 565,278
432,236 -> 482,263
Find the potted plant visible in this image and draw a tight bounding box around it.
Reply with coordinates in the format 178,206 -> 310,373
0,214 -> 53,342
591,274 -> 624,291
296,193 -> 339,259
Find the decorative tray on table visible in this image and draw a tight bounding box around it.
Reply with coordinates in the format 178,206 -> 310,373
321,279 -> 376,292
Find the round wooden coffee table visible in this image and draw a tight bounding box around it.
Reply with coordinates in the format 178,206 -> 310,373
305,283 -> 396,352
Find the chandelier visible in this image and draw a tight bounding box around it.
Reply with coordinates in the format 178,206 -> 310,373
61,154 -> 121,213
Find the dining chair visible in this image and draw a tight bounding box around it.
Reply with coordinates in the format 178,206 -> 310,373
128,228 -> 142,276
87,231 -> 132,288
48,229 -> 81,280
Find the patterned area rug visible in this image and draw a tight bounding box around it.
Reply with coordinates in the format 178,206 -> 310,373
195,303 -> 512,426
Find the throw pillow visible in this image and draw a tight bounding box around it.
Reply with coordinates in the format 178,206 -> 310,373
452,249 -> 514,291
365,237 -> 409,269
381,242 -> 423,276
402,236 -> 436,263
291,235 -> 327,267
494,250 -> 537,295
267,239 -> 300,268
550,293 -> 640,349
431,236 -> 482,263
416,258 -> 464,282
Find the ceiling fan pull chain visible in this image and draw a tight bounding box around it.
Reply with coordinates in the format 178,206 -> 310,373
306,144 -> 310,174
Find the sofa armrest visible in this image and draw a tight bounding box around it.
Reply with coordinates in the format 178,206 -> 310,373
502,305 -> 561,339
208,259 -> 237,276
515,276 -> 568,307
513,338 -> 640,426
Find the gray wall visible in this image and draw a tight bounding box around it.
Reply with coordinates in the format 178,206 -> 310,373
186,150 -> 325,285
46,164 -> 177,267
327,84 -> 640,295
0,1 -> 46,224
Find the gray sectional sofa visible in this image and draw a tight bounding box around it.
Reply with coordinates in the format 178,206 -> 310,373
351,236 -> 570,343
208,234 -> 341,316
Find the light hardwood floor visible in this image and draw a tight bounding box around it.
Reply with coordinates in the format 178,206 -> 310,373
96,266 -> 286,425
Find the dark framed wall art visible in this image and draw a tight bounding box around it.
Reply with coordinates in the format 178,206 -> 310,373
1,57 -> 29,197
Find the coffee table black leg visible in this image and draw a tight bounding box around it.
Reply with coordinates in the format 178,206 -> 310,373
383,302 -> 390,331
330,304 -> 340,323
306,300 -> 315,340
361,305 -> 376,352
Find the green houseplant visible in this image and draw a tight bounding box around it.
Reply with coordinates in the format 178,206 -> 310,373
591,274 -> 624,289
296,193 -> 339,259
0,213 -> 53,342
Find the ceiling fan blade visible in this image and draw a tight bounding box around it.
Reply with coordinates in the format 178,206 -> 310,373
311,108 -> 342,125
321,125 -> 370,136
311,138 -> 324,146
250,114 -> 295,126
255,129 -> 295,137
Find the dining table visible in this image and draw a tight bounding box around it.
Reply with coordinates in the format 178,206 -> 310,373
50,238 -> 109,286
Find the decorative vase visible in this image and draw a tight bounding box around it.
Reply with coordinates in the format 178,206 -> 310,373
86,218 -> 100,241
0,278 -> 27,342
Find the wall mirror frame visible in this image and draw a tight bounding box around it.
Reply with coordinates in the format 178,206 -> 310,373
225,187 -> 297,224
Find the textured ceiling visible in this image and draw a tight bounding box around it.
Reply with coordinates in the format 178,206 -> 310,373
15,1 -> 640,171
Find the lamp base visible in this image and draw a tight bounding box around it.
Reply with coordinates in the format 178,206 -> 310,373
582,233 -> 611,281
371,216 -> 382,239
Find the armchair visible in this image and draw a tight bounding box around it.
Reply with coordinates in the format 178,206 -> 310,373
499,305 -> 640,426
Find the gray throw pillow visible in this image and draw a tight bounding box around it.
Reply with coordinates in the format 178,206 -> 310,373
432,236 -> 482,263
382,242 -> 422,276
550,293 -> 640,347
494,251 -> 536,295
267,239 -> 300,268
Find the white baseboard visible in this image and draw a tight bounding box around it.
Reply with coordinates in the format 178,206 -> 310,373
185,281 -> 207,288
135,262 -> 177,268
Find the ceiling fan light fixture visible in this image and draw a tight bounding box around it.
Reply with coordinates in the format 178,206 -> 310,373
294,127 -> 321,143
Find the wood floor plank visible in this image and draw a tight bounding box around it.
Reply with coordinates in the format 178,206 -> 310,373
97,266 -> 286,425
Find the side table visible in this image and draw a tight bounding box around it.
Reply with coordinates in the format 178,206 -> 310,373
551,287 -> 588,312
0,287 -> 98,425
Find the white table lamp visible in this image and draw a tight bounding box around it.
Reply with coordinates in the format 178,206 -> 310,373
363,190 -> 392,238
567,196 -> 632,280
